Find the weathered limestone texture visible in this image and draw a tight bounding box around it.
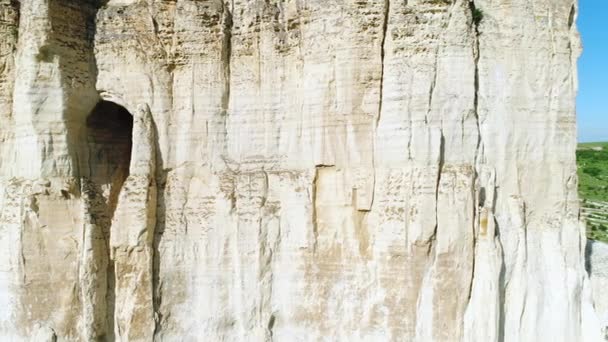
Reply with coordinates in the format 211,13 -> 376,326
0,0 -> 602,341
587,240 -> 608,340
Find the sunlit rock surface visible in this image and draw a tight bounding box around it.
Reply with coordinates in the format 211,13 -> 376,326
0,0 -> 602,341
587,240 -> 608,340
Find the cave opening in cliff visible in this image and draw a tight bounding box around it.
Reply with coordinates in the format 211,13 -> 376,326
86,100 -> 133,186
85,100 -> 134,339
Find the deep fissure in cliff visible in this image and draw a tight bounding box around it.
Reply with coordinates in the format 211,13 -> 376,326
85,100 -> 134,339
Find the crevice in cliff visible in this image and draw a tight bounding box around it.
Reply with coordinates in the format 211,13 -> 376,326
466,180 -> 478,308
467,0 -> 483,319
220,0 -> 233,148
469,0 -> 482,166
376,0 -> 390,129
370,0 -> 391,212
567,3 -> 577,93
568,4 -> 576,30
433,132 -> 445,243
267,313 -> 276,341
311,167 -> 321,254
84,100 -> 134,340
152,169 -> 167,337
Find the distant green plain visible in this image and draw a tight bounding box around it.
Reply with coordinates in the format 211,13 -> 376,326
577,142 -> 608,242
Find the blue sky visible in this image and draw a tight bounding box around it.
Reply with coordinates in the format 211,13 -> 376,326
577,0 -> 608,142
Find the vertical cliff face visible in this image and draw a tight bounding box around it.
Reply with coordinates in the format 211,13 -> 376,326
0,0 -> 600,341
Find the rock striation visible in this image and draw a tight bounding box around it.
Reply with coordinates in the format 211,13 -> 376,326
0,0 -> 602,341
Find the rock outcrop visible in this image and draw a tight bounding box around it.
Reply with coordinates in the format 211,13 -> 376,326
587,240 -> 608,340
0,0 -> 601,341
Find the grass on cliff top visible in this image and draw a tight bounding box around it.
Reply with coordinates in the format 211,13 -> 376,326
577,142 -> 608,242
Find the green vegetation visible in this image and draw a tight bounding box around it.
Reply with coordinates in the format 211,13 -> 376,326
472,8 -> 483,26
578,142 -> 608,202
577,142 -> 608,242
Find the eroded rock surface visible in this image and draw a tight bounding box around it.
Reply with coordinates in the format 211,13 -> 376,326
0,0 -> 601,341
587,240 -> 608,340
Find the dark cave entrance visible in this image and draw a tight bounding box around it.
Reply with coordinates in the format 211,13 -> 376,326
86,100 -> 133,185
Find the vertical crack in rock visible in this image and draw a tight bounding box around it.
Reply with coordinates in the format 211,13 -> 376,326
311,167 -> 320,254
267,314 -> 276,341
467,0 -> 483,312
466,180 -> 477,306
567,3 -> 577,91
470,0 -> 482,165
152,173 -> 166,339
221,0 -> 233,149
433,133 -> 446,243
376,0 -> 390,129
568,3 -> 576,29
429,2 -> 453,245
371,0 -> 391,211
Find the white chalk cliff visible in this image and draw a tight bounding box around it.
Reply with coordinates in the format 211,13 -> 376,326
0,0 -> 602,341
